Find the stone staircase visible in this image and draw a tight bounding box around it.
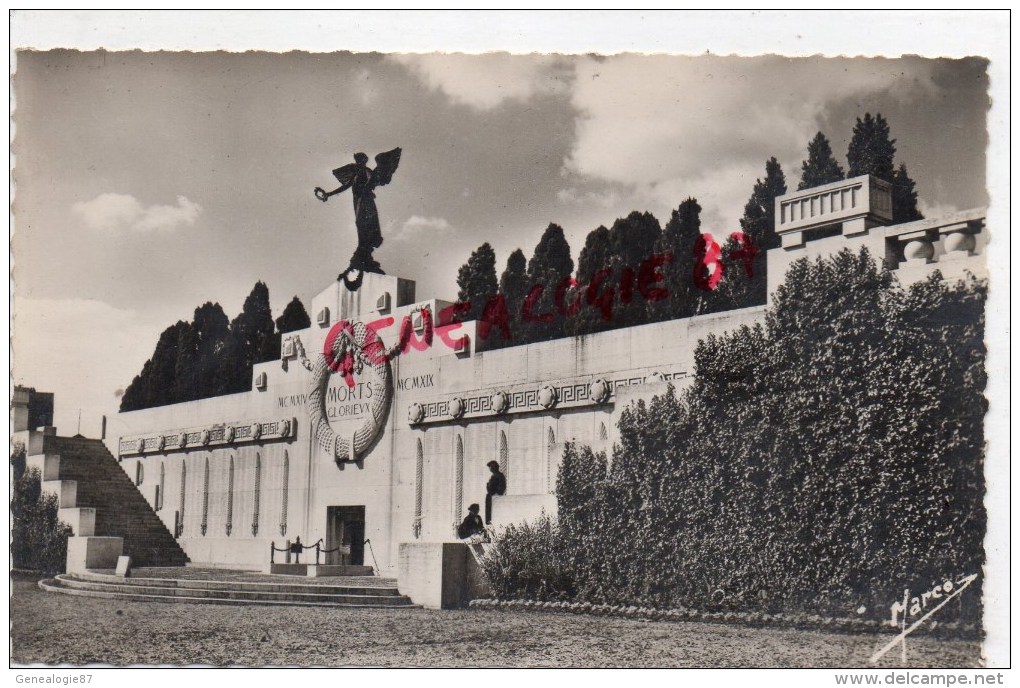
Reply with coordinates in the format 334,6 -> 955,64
39,571 -> 417,608
30,434 -> 189,567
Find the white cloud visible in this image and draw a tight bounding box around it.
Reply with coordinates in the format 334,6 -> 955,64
12,297 -> 178,436
392,54 -> 570,110
556,187 -> 621,209
72,193 -> 202,232
388,214 -> 453,244
565,55 -> 938,227
918,200 -> 962,218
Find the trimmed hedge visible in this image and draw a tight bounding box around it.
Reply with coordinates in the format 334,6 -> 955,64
498,249 -> 986,624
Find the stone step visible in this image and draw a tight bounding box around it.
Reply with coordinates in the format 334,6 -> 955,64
70,571 -> 402,596
40,576 -> 417,609
50,575 -> 415,606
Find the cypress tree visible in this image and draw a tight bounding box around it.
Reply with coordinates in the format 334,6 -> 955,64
607,211 -> 662,329
798,132 -> 845,190
710,157 -> 788,312
567,225 -> 614,336
175,302 -> 229,402
891,163 -> 924,223
497,248 -> 529,346
275,296 -> 311,334
120,320 -> 190,411
523,223 -> 574,343
218,282 -> 278,394
655,198 -> 702,322
456,242 -> 499,324
847,113 -> 896,182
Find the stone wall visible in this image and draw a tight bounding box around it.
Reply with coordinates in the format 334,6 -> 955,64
109,183 -> 988,575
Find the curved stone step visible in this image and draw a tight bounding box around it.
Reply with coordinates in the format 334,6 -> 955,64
51,576 -> 414,605
70,571 -> 401,595
39,577 -> 418,609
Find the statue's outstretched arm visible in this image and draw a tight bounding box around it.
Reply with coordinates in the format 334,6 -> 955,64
314,180 -> 353,202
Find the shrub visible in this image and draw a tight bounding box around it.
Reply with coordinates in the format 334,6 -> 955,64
12,448 -> 73,573
553,249 -> 985,620
477,512 -> 573,601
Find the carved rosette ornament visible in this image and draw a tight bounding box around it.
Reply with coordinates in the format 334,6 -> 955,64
538,385 -> 559,409
645,371 -> 665,384
280,419 -> 292,437
490,391 -> 509,415
178,432 -> 188,448
308,319 -> 393,467
408,403 -> 425,425
201,429 -> 211,446
157,435 -> 166,451
250,422 -> 262,440
224,426 -> 236,443
589,378 -> 610,404
448,397 -> 465,419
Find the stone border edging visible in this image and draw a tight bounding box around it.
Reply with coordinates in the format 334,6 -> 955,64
467,598 -> 980,639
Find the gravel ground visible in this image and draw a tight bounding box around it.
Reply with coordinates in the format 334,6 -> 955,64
11,576 -> 983,668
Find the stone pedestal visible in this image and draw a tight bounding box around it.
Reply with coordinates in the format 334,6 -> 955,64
397,542 -> 487,609
66,536 -> 123,574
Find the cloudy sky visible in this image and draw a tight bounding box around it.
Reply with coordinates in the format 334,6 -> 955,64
12,47 -> 990,433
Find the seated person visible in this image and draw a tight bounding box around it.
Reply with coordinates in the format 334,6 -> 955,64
457,503 -> 485,540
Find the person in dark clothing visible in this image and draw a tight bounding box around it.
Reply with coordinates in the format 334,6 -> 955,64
457,503 -> 485,540
485,460 -> 507,524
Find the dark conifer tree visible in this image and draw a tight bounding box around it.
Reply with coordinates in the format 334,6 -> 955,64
607,211 -> 662,329
654,198 -> 702,322
798,132 -> 845,190
567,225 -> 614,336
456,242 -> 499,324
846,113 -> 896,182
739,157 -> 787,252
275,296 -> 312,334
218,282 -> 278,394
523,223 -> 573,343
175,302 -> 229,402
891,163 -> 924,223
496,248 -> 528,347
120,320 -> 190,411
707,157 -> 787,313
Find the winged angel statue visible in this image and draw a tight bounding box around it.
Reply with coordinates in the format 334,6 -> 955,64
315,148 -> 402,289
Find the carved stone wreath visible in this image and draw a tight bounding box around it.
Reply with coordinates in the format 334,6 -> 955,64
408,403 -> 425,425
448,397 -> 465,419
490,391 -> 509,414
589,378 -> 610,404
538,384 -> 559,409
308,320 -> 393,466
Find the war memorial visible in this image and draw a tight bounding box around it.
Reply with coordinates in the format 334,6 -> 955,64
15,165 -> 987,609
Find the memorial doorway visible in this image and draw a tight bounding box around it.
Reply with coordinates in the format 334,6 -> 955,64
326,505 -> 365,566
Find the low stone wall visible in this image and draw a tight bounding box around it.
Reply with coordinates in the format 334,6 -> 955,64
396,542 -> 487,609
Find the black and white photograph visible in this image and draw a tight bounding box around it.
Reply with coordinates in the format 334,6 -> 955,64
8,10 -> 1009,678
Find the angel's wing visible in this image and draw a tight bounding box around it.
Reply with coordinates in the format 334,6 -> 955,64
332,163 -> 358,186
372,148 -> 402,187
